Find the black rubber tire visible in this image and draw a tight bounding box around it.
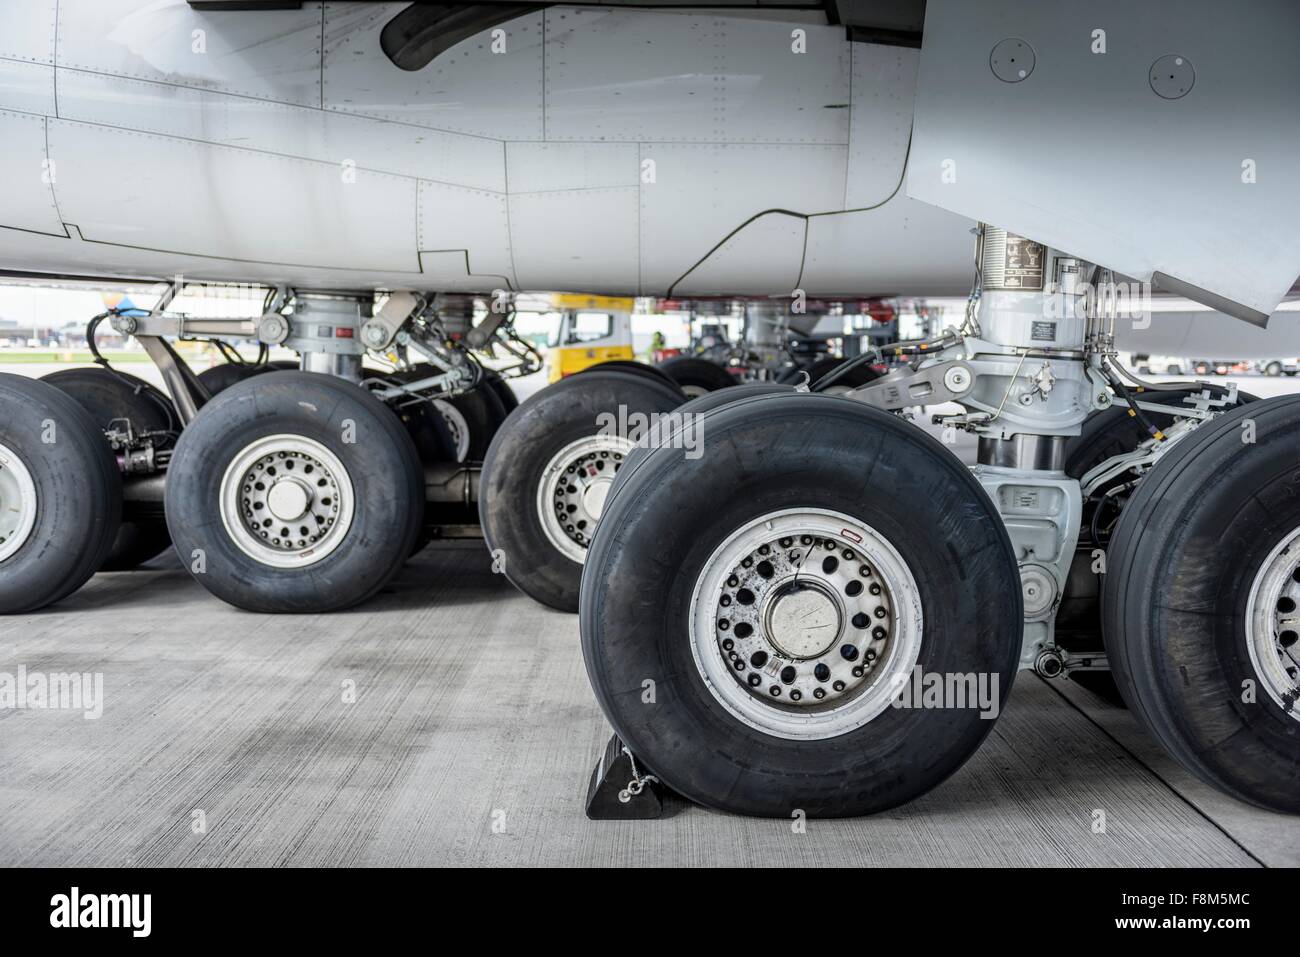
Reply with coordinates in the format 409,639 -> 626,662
580,395 -> 1023,817
197,361 -> 271,396
445,385 -> 509,461
1103,396 -> 1300,812
0,374 -> 122,613
41,367 -> 177,570
779,356 -> 883,391
479,368 -> 686,612
164,371 -> 424,613
581,360 -> 685,396
389,364 -> 507,462
482,369 -> 519,414
606,382 -> 793,509
655,355 -> 736,394
1065,387 -> 1257,480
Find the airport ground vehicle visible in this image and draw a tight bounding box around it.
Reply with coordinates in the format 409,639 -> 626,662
543,296 -> 637,383
2,0 -> 1300,821
1257,358 -> 1299,376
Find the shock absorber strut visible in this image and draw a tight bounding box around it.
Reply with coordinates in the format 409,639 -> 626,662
847,224 -> 1114,671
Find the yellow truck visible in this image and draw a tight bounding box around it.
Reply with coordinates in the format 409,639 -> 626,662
544,294 -> 636,383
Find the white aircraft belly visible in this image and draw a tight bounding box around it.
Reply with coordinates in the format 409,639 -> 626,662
0,0 -> 975,296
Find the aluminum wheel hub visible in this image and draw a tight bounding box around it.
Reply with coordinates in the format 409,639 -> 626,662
536,434 -> 634,564
690,508 -> 924,740
219,434 -> 355,569
0,443 -> 38,564
1246,526 -> 1300,717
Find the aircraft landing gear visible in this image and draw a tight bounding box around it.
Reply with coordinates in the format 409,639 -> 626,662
582,224 -> 1297,816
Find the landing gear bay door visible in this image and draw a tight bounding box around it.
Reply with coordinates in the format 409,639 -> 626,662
907,0 -> 1300,325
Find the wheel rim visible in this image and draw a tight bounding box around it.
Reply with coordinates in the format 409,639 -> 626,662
536,434 -> 634,564
0,443 -> 38,564
219,434 -> 355,569
689,508 -> 924,740
433,399 -> 471,462
1246,526 -> 1300,718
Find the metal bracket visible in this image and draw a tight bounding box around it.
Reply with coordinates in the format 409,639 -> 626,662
847,359 -> 976,410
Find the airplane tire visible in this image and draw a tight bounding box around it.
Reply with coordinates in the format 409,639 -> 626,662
605,382 -> 793,509
580,395 -> 1022,816
1104,396 -> 1300,813
655,355 -> 735,396
0,374 -> 122,613
482,370 -> 519,414
389,365 -> 507,462
164,371 -> 424,613
580,360 -> 684,396
197,361 -> 270,396
42,367 -> 178,570
479,368 -> 685,612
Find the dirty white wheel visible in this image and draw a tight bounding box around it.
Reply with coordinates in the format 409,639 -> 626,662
0,444 -> 38,564
219,434 -> 355,569
1246,525 -> 1300,718
536,435 -> 634,564
433,399 -> 471,462
0,373 -> 121,614
581,393 -> 1022,816
166,370 -> 423,613
691,508 -> 923,740
1103,395 -> 1300,812
479,367 -> 686,612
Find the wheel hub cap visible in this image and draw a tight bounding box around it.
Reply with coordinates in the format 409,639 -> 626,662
0,444 -> 38,564
690,508 -> 924,740
765,581 -> 842,659
219,435 -> 355,569
266,479 -> 312,521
